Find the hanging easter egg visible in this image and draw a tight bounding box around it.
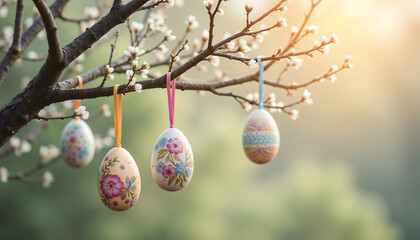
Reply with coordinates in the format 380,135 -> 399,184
60,119 -> 95,168
242,108 -> 280,164
151,128 -> 194,192
97,147 -> 141,211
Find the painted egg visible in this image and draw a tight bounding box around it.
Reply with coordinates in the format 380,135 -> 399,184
60,119 -> 95,168
97,147 -> 141,211
151,128 -> 194,192
242,109 -> 280,164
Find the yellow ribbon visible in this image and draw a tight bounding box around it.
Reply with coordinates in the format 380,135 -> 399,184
74,76 -> 83,120
113,84 -> 122,147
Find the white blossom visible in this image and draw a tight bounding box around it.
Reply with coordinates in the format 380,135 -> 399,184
41,171 -> 54,188
345,55 -> 353,61
242,102 -> 252,111
0,6 -> 8,18
267,93 -> 276,104
203,0 -> 213,9
158,44 -> 168,53
84,6 -> 99,19
2,26 -> 13,42
214,69 -> 226,81
245,3 -> 254,13
304,24 -> 319,35
260,24 -> 269,36
207,56 -> 220,67
124,46 -> 144,58
100,104 -> 111,117
62,100 -> 72,110
287,57 -> 303,70
105,65 -> 114,80
302,89 -> 313,105
39,145 -> 60,165
256,34 -> 264,43
269,102 -> 277,113
238,39 -> 250,53
330,64 -> 338,72
20,141 -> 31,154
139,69 -> 149,78
131,21 -> 144,33
328,74 -> 337,83
217,8 -> 224,16
331,33 -> 340,43
291,26 -> 298,35
10,137 -> 20,150
344,62 -> 354,69
107,128 -> 116,138
225,41 -> 235,51
126,69 -> 134,79
164,30 -> 176,41
0,167 -> 8,183
276,17 -> 288,27
318,45 -> 330,54
173,56 -> 181,63
186,15 -> 199,32
289,109 -> 299,120
165,0 -> 175,7
279,6 -> 288,12
24,18 -> 34,29
75,106 -> 89,120
202,29 -> 209,42
246,59 -> 257,68
134,84 -> 143,93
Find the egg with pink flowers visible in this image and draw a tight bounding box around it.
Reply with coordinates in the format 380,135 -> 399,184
97,147 -> 141,211
151,128 -> 194,192
60,119 -> 95,168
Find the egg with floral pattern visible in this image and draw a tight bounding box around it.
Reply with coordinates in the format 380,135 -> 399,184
242,108 -> 280,164
97,147 -> 141,211
151,128 -> 194,192
60,119 -> 95,168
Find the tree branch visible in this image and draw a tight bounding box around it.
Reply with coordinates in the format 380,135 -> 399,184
10,0 -> 24,54
0,0 -> 70,85
33,0 -> 63,63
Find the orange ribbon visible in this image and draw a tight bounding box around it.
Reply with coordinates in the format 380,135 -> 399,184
74,76 -> 83,120
113,85 -> 123,147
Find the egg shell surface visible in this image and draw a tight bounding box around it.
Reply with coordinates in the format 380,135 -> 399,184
60,119 -> 95,168
151,128 -> 194,192
242,109 -> 280,164
97,147 -> 141,211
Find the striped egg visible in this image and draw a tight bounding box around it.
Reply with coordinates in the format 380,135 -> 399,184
242,109 -> 280,164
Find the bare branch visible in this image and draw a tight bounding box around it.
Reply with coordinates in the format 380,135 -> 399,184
10,0 -> 24,53
0,0 -> 70,84
33,0 -> 63,62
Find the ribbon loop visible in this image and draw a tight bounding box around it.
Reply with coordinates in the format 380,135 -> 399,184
257,57 -> 264,109
74,76 -> 83,119
113,85 -> 123,147
166,72 -> 175,128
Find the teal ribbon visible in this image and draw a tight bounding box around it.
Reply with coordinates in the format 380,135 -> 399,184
257,57 -> 263,109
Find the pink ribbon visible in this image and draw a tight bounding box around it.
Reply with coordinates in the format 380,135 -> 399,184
166,72 -> 175,128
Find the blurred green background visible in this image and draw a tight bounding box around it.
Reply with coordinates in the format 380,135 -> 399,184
1,0 -> 419,239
